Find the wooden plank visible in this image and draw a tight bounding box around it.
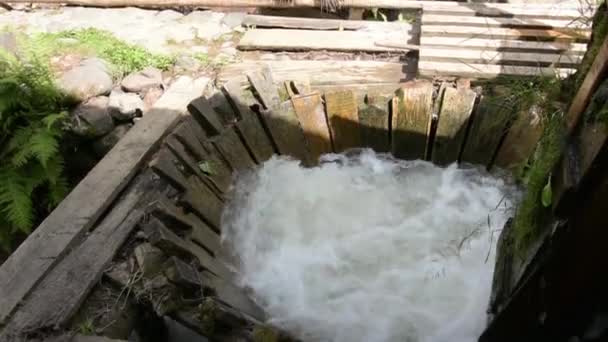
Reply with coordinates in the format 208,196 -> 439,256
493,107 -> 543,172
566,35 -> 608,134
150,147 -> 189,191
421,14 -> 591,30
188,96 -> 227,137
420,48 -> 583,66
180,176 -> 224,230
291,92 -> 333,162
1,173 -> 156,336
238,29 -> 412,53
461,94 -> 515,167
418,61 -> 575,78
246,66 -> 281,110
222,79 -> 276,163
242,14 -> 416,32
325,90 -> 361,152
432,86 -> 477,165
0,77 -> 208,325
200,270 -> 265,321
420,2 -> 596,19
422,26 -> 590,41
391,81 -> 433,160
211,128 -> 256,171
218,60 -> 409,86
358,93 -> 391,153
420,37 -> 587,53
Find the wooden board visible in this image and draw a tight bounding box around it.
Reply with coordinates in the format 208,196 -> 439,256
418,61 -> 575,78
151,147 -> 190,191
461,94 -> 515,167
566,35 -> 608,134
291,92 -> 333,162
420,2 -> 596,19
419,36 -> 587,53
180,176 -> 224,230
218,60 -> 409,87
432,87 -> 477,165
188,96 -> 226,137
421,14 -> 590,30
0,76 -> 209,325
222,79 -> 276,163
325,90 -> 361,152
422,26 -> 590,41
242,14 -> 416,31
1,173 -> 156,335
358,93 -> 391,152
420,48 -> 583,66
494,107 -> 543,172
391,81 -> 434,160
211,127 -> 256,171
238,29 -> 413,53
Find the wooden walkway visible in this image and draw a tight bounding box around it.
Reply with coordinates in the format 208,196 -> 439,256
234,1 -> 596,79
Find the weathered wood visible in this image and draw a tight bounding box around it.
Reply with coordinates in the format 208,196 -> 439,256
200,270 -> 265,321
358,93 -> 391,152
150,147 -> 189,191
391,81 -> 434,160
418,61 -> 575,78
219,60 -> 409,87
180,176 -> 224,230
291,92 -> 333,162
422,26 -> 590,41
238,28 -> 412,53
461,93 -> 515,167
211,127 -> 256,171
324,90 -> 361,152
144,217 -> 231,280
420,48 -> 583,66
420,2 -> 595,19
1,173 -> 157,336
246,67 -> 281,110
242,14 -> 415,31
222,79 -> 276,163
188,97 -> 226,137
164,257 -> 201,289
566,35 -> 608,134
0,77 -> 208,325
432,86 -> 477,165
494,107 -> 543,172
419,37 -> 587,53
421,14 -> 591,30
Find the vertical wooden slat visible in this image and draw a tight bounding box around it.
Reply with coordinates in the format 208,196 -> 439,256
391,80 -> 433,160
494,107 -> 543,172
325,90 -> 361,152
211,128 -> 256,171
291,92 -> 333,162
432,86 -> 477,165
358,93 -> 391,152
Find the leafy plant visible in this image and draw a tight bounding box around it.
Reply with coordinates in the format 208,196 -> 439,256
0,52 -> 70,252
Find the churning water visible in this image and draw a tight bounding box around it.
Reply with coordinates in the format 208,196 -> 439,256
221,150 -> 518,342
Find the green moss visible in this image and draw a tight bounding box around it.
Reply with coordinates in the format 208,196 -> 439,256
574,3 -> 608,91
29,28 -> 175,75
253,326 -> 281,342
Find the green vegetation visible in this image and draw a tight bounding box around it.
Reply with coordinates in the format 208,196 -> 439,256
31,28 -> 175,75
573,3 -> 607,91
0,52 -> 71,252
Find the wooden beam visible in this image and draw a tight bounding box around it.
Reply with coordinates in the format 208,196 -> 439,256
418,61 -> 575,78
421,14 -> 591,30
325,90 -> 361,152
420,48 -> 583,67
565,34 -> 608,134
291,92 -> 333,163
422,25 -> 590,42
391,81 -> 434,160
420,37 -> 587,53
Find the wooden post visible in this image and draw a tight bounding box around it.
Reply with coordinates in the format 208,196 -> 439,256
391,80 -> 433,160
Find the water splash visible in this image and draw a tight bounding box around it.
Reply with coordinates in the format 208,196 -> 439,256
221,150 -> 519,342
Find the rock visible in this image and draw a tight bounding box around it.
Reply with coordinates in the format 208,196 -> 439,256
219,47 -> 238,57
92,124 -> 131,156
222,12 -> 245,29
156,9 -> 183,21
182,10 -> 216,23
175,55 -> 202,72
108,89 -> 144,121
220,41 -> 233,49
233,26 -> 246,33
191,46 -> 208,54
0,31 -> 18,56
70,96 -> 114,138
121,67 -> 163,93
58,58 -> 113,101
143,86 -> 164,111
134,243 -> 166,276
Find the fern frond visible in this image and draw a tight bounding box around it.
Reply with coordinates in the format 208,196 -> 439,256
42,111 -> 67,130
0,173 -> 34,232
29,127 -> 60,168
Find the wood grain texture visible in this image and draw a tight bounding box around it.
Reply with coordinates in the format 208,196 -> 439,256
391,81 -> 434,160
419,36 -> 587,53
432,87 -> 477,165
358,93 -> 391,152
325,90 -> 361,152
422,25 -> 590,41
0,77 -> 209,325
211,127 -> 256,171
420,48 -> 583,66
418,61 -> 575,78
493,107 -> 543,172
151,147 -> 190,191
238,29 -> 414,53
242,14 -> 415,31
291,92 -> 333,162
180,176 -> 224,230
421,14 -> 591,30
223,79 -> 276,163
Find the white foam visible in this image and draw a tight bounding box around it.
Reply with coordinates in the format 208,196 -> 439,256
221,150 -> 518,342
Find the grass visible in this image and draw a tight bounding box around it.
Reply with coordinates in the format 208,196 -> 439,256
29,28 -> 175,75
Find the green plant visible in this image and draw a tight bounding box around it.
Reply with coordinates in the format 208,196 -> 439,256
30,28 -> 175,75
0,52 -> 70,252
77,317 -> 96,335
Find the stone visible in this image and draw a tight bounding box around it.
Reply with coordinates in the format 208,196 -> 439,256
58,58 -> 113,101
0,31 -> 18,56
143,87 -> 164,112
134,242 -> 167,276
175,55 -> 202,72
219,47 -> 238,57
121,67 -> 163,93
190,46 -> 208,54
108,89 -> 144,121
221,12 -> 246,29
92,124 -> 131,156
156,9 -> 183,21
70,96 -> 114,138
181,10 -> 216,24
